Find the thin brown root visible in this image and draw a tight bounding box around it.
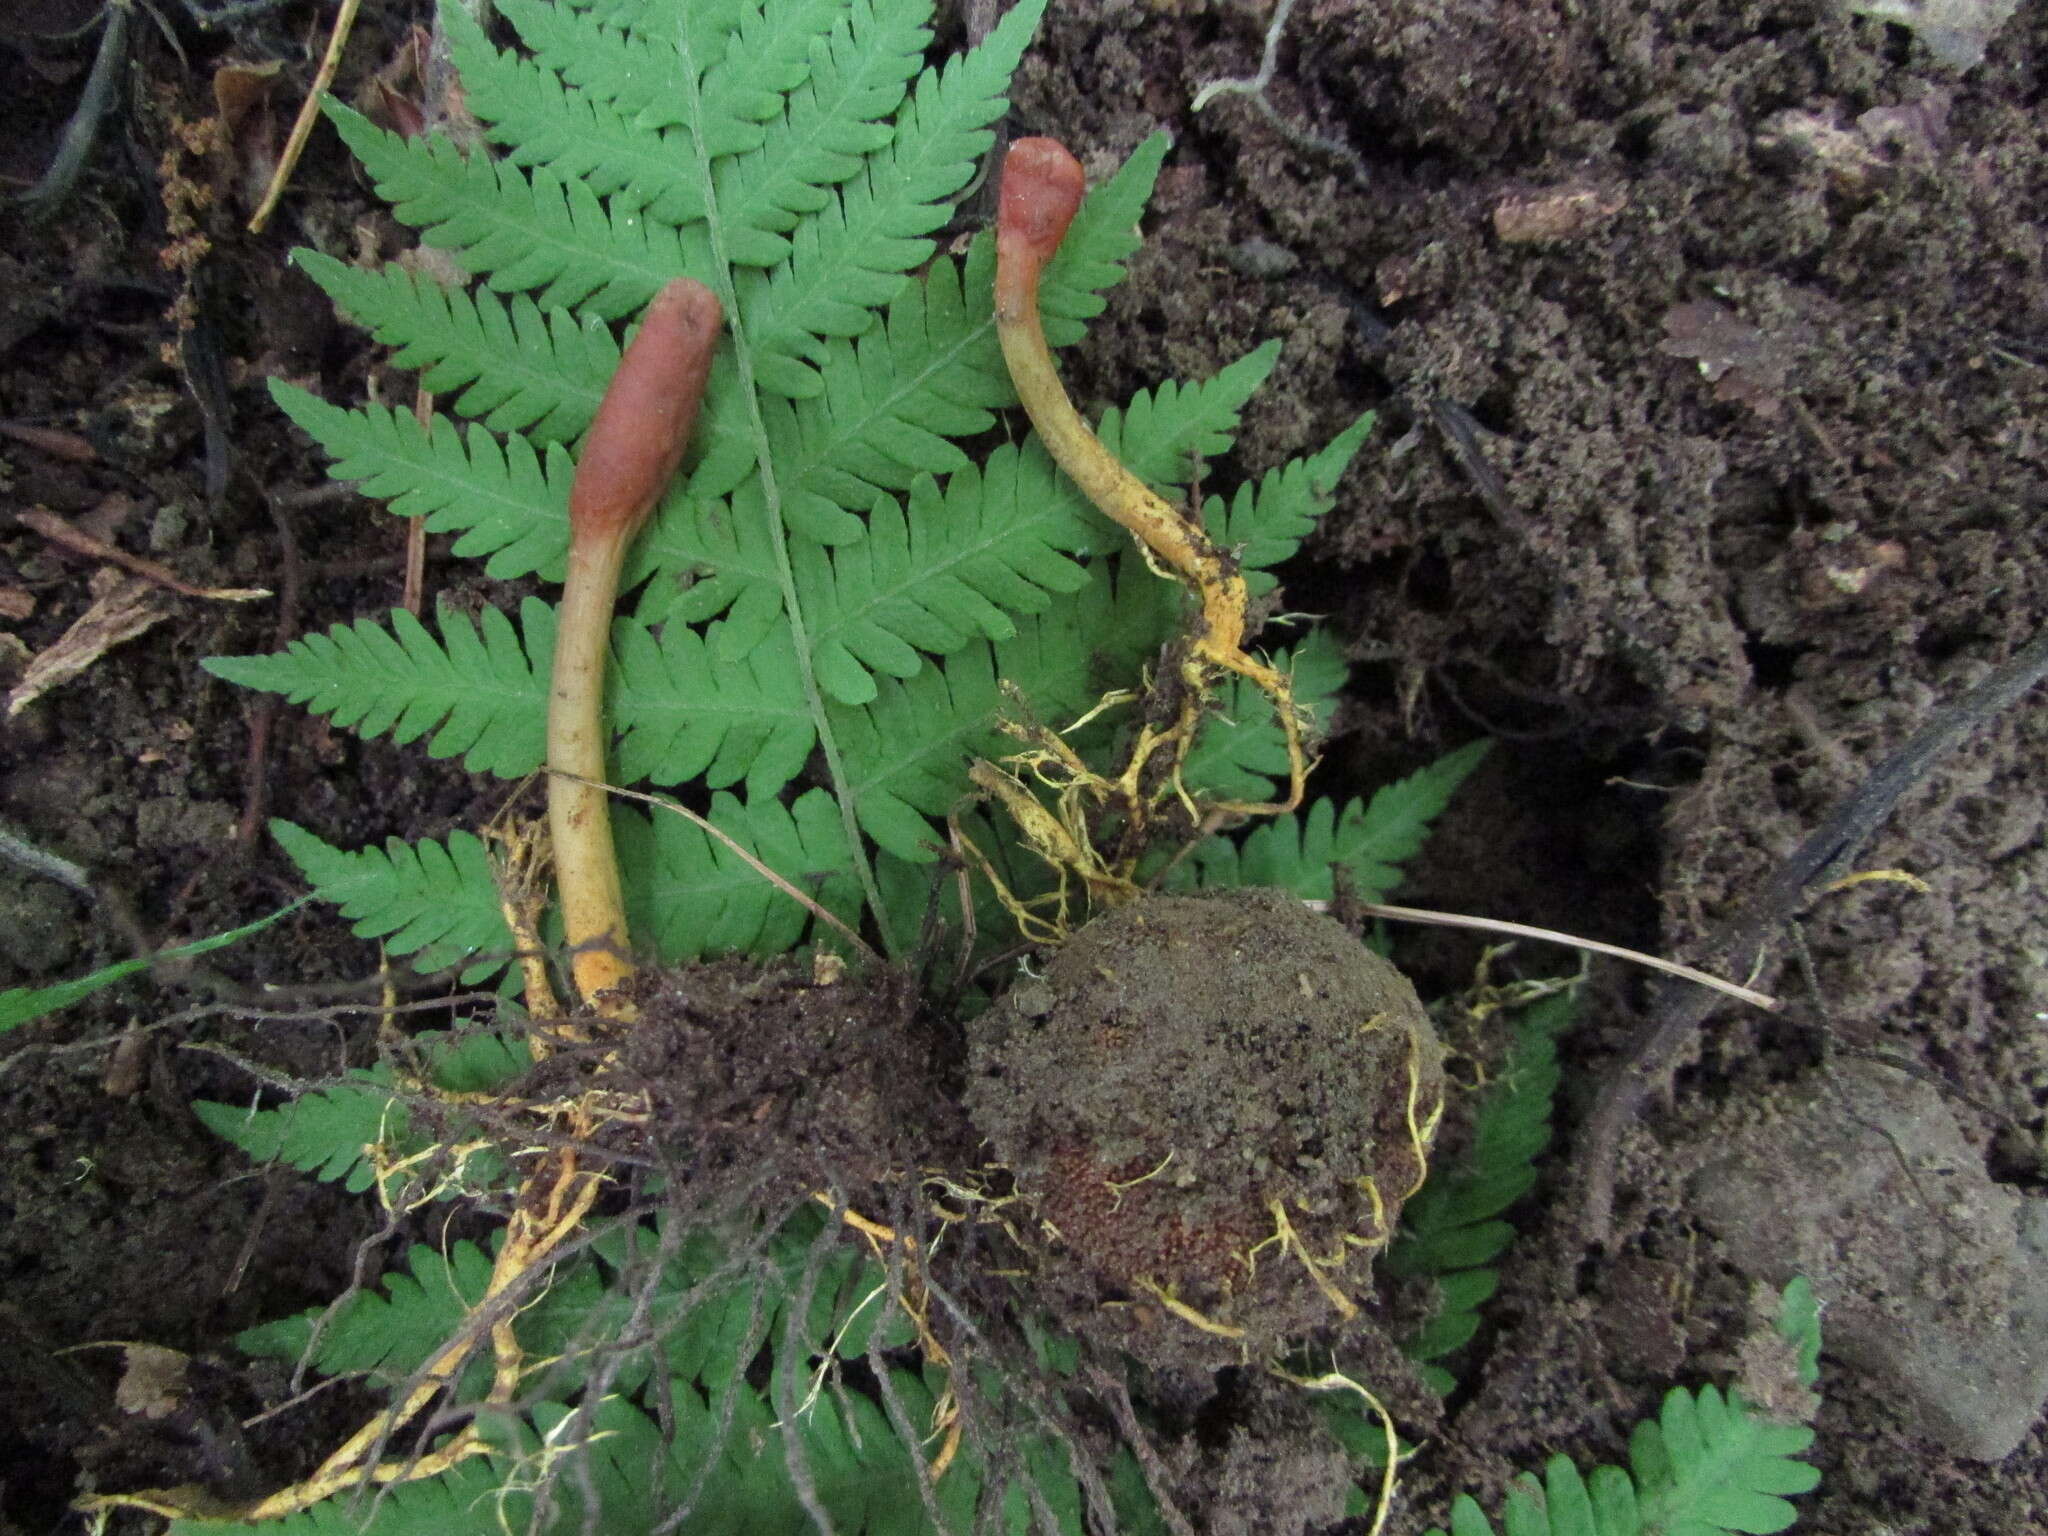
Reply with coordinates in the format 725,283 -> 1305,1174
247,0 -> 363,233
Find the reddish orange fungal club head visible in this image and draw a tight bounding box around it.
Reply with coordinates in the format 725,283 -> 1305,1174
997,138 -> 1085,308
569,277 -> 723,545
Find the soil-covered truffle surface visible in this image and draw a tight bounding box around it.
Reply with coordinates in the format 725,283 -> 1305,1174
968,888 -> 1442,1363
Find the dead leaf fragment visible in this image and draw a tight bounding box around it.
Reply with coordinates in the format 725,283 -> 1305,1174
1657,300 -> 1808,419
1754,110 -> 1885,194
356,25 -> 431,139
210,58 -> 284,215
115,1343 -> 191,1420
211,58 -> 282,132
5,573 -> 176,716
19,506 -> 269,602
1492,185 -> 1626,244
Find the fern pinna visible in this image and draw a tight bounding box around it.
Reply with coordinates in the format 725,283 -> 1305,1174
203,0 -> 1451,970
1428,1279 -> 1823,1536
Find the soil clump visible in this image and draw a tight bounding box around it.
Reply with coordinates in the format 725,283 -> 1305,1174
968,888 -> 1443,1366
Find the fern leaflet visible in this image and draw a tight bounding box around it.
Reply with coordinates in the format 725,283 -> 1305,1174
267,381 -> 573,580
194,1029 -> 530,1201
1206,408 -> 1378,597
291,251 -> 614,442
615,788 -> 864,962
1178,739 -> 1492,900
204,599 -> 550,778
1427,1278 -> 1823,1536
269,820 -> 515,985
1388,988 -> 1575,1378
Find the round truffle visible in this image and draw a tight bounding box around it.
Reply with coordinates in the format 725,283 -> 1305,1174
966,889 -> 1444,1357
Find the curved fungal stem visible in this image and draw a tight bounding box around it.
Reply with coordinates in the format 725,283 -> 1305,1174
549,278 -> 722,1010
994,138 -> 1309,816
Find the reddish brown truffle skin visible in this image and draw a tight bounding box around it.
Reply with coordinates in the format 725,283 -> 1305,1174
569,277 -> 723,542
995,138 -> 1085,315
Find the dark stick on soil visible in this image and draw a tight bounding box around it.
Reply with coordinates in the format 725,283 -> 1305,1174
234,489 -> 306,849
1572,626 -> 2048,1248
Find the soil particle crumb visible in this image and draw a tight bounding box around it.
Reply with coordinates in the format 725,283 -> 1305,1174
1199,1375 -> 1355,1536
966,889 -> 1443,1363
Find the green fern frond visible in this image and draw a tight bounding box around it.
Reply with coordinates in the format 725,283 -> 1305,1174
610,618 -> 814,792
267,381 -> 572,580
1389,989 -> 1574,1371
1100,338 -> 1283,492
831,637 -> 1016,861
731,0 -> 1047,394
830,558 -> 1180,864
703,2 -> 932,246
346,0 -> 1042,397
1435,1385 -> 1819,1536
797,453 -> 1095,705
203,600 -> 550,779
270,819 -> 514,985
329,95 -> 697,317
636,336 -> 1280,703
616,788 -> 863,961
247,0 -> 1386,982
1426,1278 -> 1822,1536
223,1205 -> 949,1520
1777,1276 -> 1822,1387
1180,739 -> 1491,900
1031,133 -> 1168,340
292,250 -> 614,443
635,478 -> 784,633
487,0 -> 750,129
1636,1383 -> 1820,1532
451,0 -> 822,234
239,1238 -> 497,1385
195,1029 -> 529,1201
1205,408 -> 1377,596
193,1080 -> 400,1196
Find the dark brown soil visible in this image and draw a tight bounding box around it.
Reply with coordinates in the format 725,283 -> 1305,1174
2,0 -> 2044,1531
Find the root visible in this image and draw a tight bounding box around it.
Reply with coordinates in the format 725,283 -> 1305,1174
1133,1278 -> 1247,1340
1266,1198 -> 1359,1321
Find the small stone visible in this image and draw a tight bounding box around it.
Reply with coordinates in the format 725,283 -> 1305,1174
1691,1060 -> 2048,1460
1223,239 -> 1301,280
1842,0 -> 2019,70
